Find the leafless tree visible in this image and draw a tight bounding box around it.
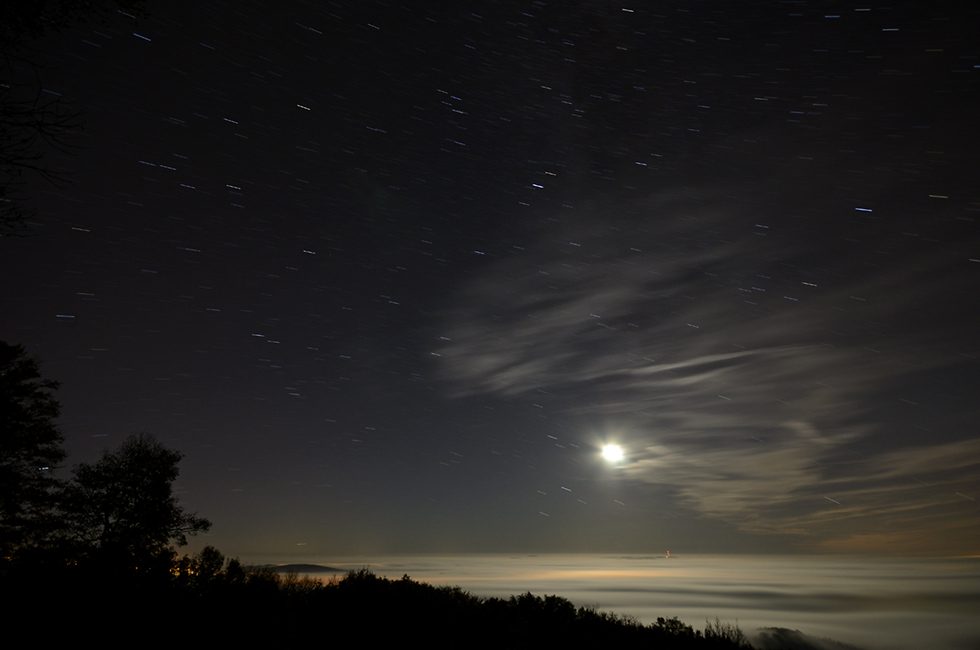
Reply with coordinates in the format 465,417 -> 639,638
0,1 -> 146,236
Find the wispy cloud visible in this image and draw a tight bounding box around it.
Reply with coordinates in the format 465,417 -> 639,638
437,185 -> 979,552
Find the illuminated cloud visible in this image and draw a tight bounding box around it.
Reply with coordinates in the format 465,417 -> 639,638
438,185 -> 979,553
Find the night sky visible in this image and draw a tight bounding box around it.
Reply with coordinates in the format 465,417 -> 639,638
3,0 -> 978,559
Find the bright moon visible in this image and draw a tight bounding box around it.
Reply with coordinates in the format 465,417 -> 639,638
602,444 -> 624,462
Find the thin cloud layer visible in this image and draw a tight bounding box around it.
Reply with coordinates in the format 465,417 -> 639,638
438,185 -> 979,552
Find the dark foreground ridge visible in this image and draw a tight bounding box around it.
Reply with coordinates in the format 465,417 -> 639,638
7,550 -> 825,648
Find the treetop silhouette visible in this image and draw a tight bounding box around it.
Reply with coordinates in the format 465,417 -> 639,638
0,341 -> 64,559
59,433 -> 210,566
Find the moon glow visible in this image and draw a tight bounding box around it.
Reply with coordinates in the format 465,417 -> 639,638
602,444 -> 624,463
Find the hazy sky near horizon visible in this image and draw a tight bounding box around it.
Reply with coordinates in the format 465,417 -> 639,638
2,0 -> 978,558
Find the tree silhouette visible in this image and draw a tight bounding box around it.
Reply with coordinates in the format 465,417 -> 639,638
0,341 -> 64,560
0,58 -> 80,236
59,433 -> 210,568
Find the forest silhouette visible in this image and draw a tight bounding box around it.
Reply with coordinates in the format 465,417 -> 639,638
9,549 -> 760,647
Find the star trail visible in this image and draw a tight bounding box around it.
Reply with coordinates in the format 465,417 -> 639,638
2,0 -> 978,560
